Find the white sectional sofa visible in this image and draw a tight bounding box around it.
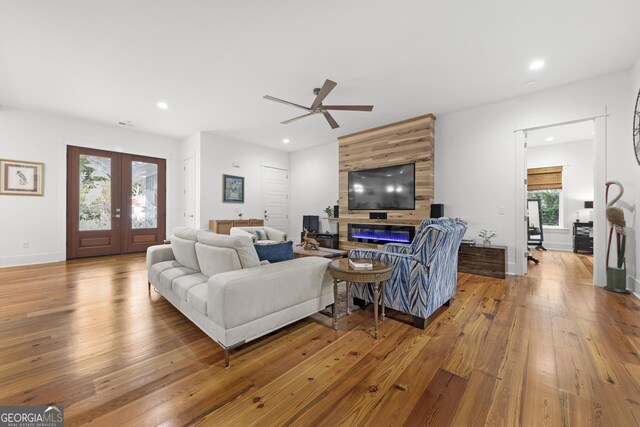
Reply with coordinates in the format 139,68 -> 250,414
146,227 -> 333,367
230,226 -> 287,244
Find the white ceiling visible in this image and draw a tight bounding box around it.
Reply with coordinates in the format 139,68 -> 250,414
527,121 -> 594,147
1,1 -> 639,152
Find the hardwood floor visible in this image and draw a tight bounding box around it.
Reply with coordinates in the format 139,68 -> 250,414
526,249 -> 594,285
1,253 -> 639,426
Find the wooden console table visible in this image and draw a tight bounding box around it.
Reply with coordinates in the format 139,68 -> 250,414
209,219 -> 263,234
458,243 -> 507,279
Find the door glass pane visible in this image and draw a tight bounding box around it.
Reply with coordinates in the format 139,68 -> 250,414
131,161 -> 158,229
79,155 -> 112,231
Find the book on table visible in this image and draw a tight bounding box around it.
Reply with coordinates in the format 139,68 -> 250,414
349,258 -> 373,269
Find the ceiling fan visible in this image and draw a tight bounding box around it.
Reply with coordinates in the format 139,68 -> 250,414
263,79 -> 373,129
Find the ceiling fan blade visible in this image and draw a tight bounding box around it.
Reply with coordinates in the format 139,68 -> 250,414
320,105 -> 374,111
322,111 -> 340,129
263,95 -> 310,112
281,112 -> 317,124
310,79 -> 337,111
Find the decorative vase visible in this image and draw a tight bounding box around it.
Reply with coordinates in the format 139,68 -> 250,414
483,239 -> 491,247
605,267 -> 629,294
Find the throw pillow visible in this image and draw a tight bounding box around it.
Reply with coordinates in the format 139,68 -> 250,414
253,241 -> 294,263
255,229 -> 268,241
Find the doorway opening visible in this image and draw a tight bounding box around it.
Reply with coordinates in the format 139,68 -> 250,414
67,146 -> 166,259
520,121 -> 596,284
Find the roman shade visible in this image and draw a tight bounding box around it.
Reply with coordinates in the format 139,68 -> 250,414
527,166 -> 563,191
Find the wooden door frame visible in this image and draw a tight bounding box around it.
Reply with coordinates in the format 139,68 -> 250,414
67,146 -> 166,259
67,146 -> 122,259
122,153 -> 166,254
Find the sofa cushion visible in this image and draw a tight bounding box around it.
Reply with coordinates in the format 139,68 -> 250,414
255,240 -> 279,245
159,265 -> 199,291
149,260 -> 182,285
253,241 -> 294,263
255,229 -> 267,240
187,283 -> 208,315
173,226 -> 199,241
170,227 -> 200,271
172,273 -> 208,300
196,232 -> 260,268
195,243 -> 243,277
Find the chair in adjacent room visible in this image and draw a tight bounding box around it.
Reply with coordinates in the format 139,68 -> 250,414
349,217 -> 467,329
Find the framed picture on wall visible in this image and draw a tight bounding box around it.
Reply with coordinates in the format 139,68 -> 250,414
0,159 -> 44,196
223,174 -> 244,203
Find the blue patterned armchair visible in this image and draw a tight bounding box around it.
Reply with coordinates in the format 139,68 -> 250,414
350,218 -> 467,329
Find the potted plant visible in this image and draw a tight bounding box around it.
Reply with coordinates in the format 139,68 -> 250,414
478,229 -> 496,247
324,206 -> 333,218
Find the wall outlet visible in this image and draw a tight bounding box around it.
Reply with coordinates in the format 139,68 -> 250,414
498,207 -> 506,215
22,241 -> 29,249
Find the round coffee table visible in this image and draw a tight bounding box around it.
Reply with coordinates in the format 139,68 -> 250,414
328,258 -> 392,339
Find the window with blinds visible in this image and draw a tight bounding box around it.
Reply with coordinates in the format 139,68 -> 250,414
527,166 -> 563,227
527,166 -> 563,190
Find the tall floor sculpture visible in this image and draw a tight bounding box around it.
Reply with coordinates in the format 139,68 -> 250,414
604,180 -> 629,293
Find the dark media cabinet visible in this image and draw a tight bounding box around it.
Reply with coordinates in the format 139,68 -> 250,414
300,232 -> 340,249
573,221 -> 593,254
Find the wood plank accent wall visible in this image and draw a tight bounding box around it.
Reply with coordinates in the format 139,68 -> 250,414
338,114 -> 435,251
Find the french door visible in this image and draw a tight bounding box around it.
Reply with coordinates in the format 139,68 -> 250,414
67,146 -> 166,259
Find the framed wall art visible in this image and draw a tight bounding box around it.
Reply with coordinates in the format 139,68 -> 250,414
0,159 -> 44,196
223,174 -> 244,203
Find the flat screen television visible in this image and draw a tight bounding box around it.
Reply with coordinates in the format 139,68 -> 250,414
348,163 -> 415,210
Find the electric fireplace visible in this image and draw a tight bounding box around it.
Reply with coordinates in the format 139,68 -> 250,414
348,223 -> 415,245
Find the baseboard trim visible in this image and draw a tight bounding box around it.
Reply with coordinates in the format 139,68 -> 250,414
632,278 -> 640,300
0,252 -> 63,268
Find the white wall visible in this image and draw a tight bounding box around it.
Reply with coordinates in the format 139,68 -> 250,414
631,58 -> 640,295
197,132 -> 289,231
436,70 -> 635,285
0,108 -> 182,267
289,143 -> 339,244
527,139 -> 594,251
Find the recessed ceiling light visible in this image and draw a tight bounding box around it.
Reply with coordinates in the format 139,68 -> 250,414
283,138 -> 290,144
529,59 -> 545,71
545,137 -> 554,142
157,102 -> 169,110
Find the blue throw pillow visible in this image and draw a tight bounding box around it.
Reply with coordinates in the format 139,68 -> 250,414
254,241 -> 294,263
255,229 -> 268,240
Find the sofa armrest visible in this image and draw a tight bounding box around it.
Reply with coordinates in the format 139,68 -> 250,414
382,243 -> 411,255
146,244 -> 175,271
230,227 -> 257,243
264,226 -> 287,242
207,257 -> 331,328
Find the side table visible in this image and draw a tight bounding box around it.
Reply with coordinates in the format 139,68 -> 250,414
328,258 -> 392,339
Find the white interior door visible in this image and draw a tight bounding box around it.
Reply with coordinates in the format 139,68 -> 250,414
184,156 -> 195,228
262,166 -> 289,235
